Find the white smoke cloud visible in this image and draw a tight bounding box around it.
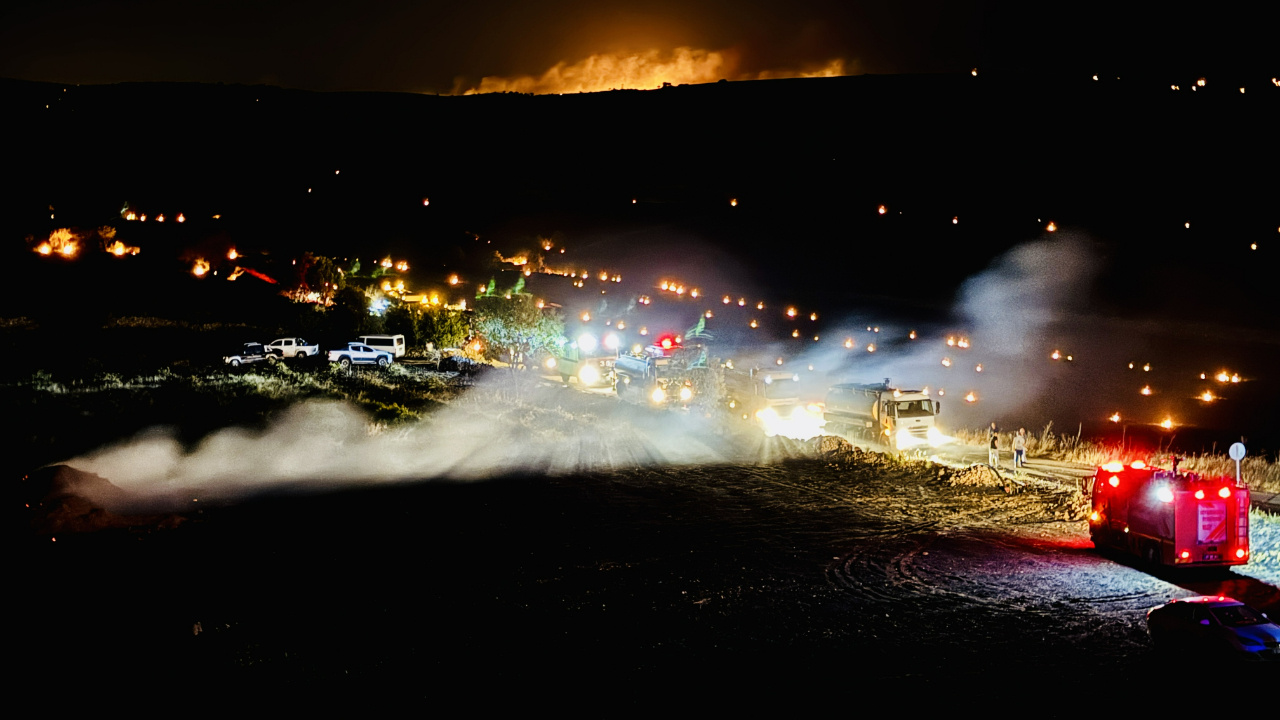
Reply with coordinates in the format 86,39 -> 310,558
751,231 -> 1106,428
956,232 -> 1099,357
64,376 -> 806,512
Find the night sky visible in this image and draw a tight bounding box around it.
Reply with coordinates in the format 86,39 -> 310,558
1,2 -> 1273,94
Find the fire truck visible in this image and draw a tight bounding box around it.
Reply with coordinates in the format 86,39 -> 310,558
1087,460 -> 1250,568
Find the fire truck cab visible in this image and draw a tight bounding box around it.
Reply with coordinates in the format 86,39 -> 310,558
1087,461 -> 1250,568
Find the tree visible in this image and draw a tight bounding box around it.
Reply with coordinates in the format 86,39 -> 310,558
420,305 -> 471,350
473,293 -> 563,368
383,303 -> 419,346
297,253 -> 345,304
329,286 -> 374,339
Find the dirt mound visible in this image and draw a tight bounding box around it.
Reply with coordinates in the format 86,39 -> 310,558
21,465 -> 184,535
811,435 -> 889,468
946,464 -> 1007,489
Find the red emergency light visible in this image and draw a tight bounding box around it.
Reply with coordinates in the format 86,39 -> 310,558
659,337 -> 673,349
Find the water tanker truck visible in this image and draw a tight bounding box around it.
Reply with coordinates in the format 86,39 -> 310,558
823,380 -> 945,451
612,337 -> 694,406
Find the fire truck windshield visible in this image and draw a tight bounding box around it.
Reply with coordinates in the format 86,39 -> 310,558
893,400 -> 935,417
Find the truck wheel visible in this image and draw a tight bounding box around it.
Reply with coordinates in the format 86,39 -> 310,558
377,357 -> 389,368
339,357 -> 351,369
229,359 -> 241,367
1144,545 -> 1160,566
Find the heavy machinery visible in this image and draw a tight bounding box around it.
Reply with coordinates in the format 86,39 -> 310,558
823,379 -> 945,451
1087,460 -> 1250,568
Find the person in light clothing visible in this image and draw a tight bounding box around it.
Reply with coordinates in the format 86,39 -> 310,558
1012,428 -> 1028,469
988,422 -> 1000,466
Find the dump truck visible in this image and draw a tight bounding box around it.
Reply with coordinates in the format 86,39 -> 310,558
823,379 -> 944,451
1087,460 -> 1250,568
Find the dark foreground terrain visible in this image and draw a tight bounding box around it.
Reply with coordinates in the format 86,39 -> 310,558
19,438 -> 1278,705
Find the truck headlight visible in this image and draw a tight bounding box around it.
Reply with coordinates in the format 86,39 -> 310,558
679,386 -> 693,402
545,357 -> 557,369
579,365 -> 600,385
650,387 -> 666,404
926,426 -> 948,447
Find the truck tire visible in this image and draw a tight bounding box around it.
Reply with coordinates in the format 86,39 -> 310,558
1144,544 -> 1160,567
377,357 -> 389,368
339,357 -> 351,369
229,359 -> 241,367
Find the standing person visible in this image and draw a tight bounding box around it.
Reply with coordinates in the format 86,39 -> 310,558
1013,428 -> 1028,469
988,422 -> 1000,466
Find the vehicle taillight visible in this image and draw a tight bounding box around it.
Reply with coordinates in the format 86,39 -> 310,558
1156,487 -> 1174,503
1218,487 -> 1231,499
1235,548 -> 1246,559
1130,461 -> 1146,469
1180,550 -> 1190,559
1089,512 -> 1099,522
1108,476 -> 1120,487
1194,489 -> 1205,499
1102,462 -> 1124,472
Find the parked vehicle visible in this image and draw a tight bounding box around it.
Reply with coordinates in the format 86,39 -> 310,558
1147,596 -> 1279,661
266,337 -> 319,358
356,334 -> 406,358
328,342 -> 394,369
223,342 -> 273,367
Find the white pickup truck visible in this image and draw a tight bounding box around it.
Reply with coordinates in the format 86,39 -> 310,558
328,342 -> 394,369
267,337 -> 320,358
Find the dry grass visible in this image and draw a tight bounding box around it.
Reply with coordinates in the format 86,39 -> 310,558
955,425 -> 1280,493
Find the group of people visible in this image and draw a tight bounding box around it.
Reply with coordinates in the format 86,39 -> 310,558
988,422 -> 1028,469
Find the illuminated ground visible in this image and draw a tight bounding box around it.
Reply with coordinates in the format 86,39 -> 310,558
20,426 -> 1278,701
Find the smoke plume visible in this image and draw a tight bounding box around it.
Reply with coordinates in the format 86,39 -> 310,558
63,377 -> 805,513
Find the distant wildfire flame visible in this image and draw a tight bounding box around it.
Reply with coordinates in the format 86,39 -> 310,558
35,228 -> 80,258
457,48 -> 851,95
105,240 -> 140,256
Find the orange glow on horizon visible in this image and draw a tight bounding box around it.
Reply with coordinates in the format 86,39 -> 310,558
458,49 -> 851,95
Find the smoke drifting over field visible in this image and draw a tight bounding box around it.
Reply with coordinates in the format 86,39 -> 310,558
778,231 -> 1107,426
63,381 -> 799,513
